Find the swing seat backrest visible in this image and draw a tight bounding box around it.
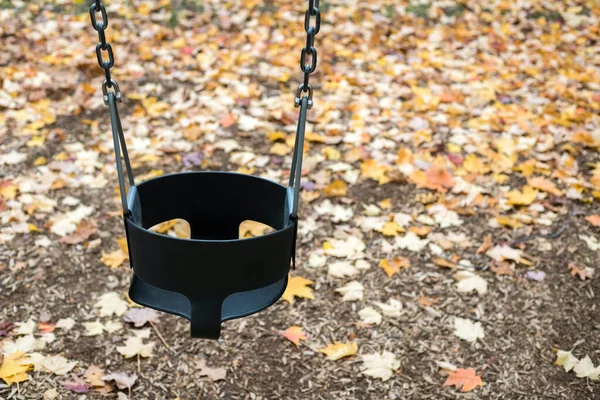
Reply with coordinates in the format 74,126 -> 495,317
124,172 -> 296,338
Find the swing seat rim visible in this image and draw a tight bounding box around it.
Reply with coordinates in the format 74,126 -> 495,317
127,170 -> 295,244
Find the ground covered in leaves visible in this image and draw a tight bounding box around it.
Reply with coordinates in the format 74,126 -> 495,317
1,0 -> 600,399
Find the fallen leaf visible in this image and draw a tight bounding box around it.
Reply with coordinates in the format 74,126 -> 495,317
281,276 -> 315,304
443,368 -> 484,392
453,271 -> 488,295
585,215 -> 600,227
116,330 -> 155,358
282,326 -> 307,346
555,350 -> 579,372
123,308 -> 160,327
568,262 -> 594,280
102,372 -> 138,390
374,298 -> 402,317
379,257 -> 410,278
453,318 -> 485,343
95,292 -> 129,317
323,179 -> 348,197
60,220 -> 97,245
82,321 -> 105,336
319,341 -> 358,360
334,281 -> 364,301
84,364 -> 106,387
328,261 -> 360,278
528,176 -> 563,196
358,307 -> 382,325
0,351 -> 33,386
573,356 -> 600,380
61,375 -> 88,393
194,359 -> 227,381
505,186 -> 538,206
361,351 -> 400,381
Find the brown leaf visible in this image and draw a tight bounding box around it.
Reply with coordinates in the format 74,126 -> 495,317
194,359 -> 227,381
60,220 -> 97,245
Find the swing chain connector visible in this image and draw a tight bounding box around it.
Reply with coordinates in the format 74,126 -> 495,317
89,0 -> 123,106
102,79 -> 122,105
294,84 -> 313,109
294,0 -> 320,108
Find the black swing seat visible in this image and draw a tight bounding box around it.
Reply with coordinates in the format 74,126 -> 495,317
124,171 -> 296,339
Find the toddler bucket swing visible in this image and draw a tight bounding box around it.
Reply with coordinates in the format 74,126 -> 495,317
88,0 -> 321,339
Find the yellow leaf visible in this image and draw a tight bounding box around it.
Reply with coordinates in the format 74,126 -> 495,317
281,276 -> 314,305
117,237 -> 129,253
26,135 -> 45,147
322,146 -> 341,161
0,183 -> 18,200
463,154 -> 489,174
268,131 -> 286,142
0,352 -> 33,386
360,160 -> 390,185
319,341 -> 358,360
379,221 -> 404,236
33,156 -> 47,166
101,250 -> 127,269
378,199 -> 392,209
269,143 -> 290,156
505,186 -> 538,206
379,257 -> 410,278
396,147 -> 413,165
137,169 -> 163,182
323,179 -> 348,197
495,216 -> 522,229
282,326 -> 307,346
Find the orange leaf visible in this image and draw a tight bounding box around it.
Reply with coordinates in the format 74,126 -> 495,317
527,177 -> 563,196
411,167 -> 454,193
282,326 -> 307,346
219,113 -> 237,128
568,262 -> 593,280
379,257 -> 410,278
585,215 -> 600,227
360,160 -> 391,185
443,368 -> 484,392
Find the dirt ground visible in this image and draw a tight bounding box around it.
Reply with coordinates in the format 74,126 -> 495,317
1,1 -> 600,399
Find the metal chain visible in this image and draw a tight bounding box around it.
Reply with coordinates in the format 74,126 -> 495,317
89,0 -> 122,105
294,0 -> 320,109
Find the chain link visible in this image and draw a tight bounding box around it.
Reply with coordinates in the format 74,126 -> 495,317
295,0 -> 320,108
89,1 -> 122,104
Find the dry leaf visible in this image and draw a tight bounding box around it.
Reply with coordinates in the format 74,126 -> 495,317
194,359 -> 227,381
282,326 -> 307,347
505,186 -> 538,206
95,292 -> 129,317
323,179 -> 348,197
453,318 -> 485,343
0,351 -> 33,386
361,351 -> 400,381
555,350 -> 579,372
443,368 -> 484,392
334,281 -> 364,301
319,341 -> 358,360
281,276 -> 315,304
379,257 -> 410,278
